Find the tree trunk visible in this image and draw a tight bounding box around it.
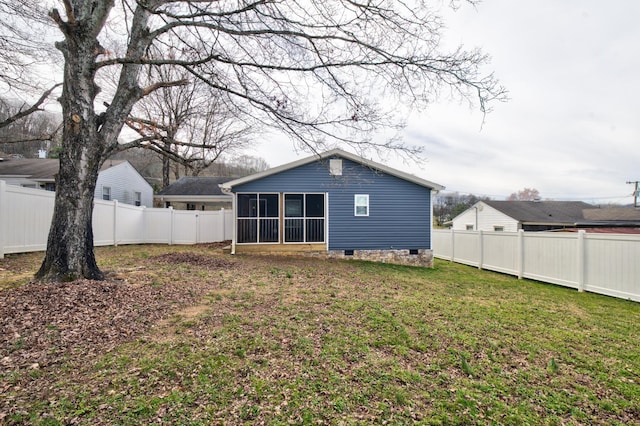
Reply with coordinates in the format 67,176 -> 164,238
35,156 -> 104,281
35,17 -> 108,282
35,121 -> 106,281
35,3 -> 151,281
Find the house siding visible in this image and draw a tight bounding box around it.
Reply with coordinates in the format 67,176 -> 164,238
232,158 -> 432,250
95,162 -> 153,207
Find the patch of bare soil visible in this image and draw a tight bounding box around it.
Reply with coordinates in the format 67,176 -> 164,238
149,252 -> 235,269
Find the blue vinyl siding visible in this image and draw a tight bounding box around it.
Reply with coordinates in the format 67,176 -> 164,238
233,158 -> 433,250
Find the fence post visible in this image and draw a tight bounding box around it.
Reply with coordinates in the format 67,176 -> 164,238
195,212 -> 200,244
0,180 -> 6,259
113,199 -> 119,247
478,230 -> 484,270
169,206 -> 174,245
450,228 -> 455,262
141,206 -> 147,243
577,230 -> 586,292
220,208 -> 225,242
517,229 -> 524,279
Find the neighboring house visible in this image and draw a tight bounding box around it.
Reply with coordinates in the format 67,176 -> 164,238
155,176 -> 232,210
219,148 -> 444,267
450,200 -> 594,232
0,157 -> 58,191
95,160 -> 154,207
0,158 -> 153,207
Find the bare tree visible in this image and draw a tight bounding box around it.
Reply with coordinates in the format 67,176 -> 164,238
125,63 -> 253,187
1,1 -> 505,281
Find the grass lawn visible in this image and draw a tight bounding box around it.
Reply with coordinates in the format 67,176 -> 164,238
1,245 -> 639,425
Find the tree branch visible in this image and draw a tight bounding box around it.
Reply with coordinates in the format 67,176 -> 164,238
0,83 -> 61,130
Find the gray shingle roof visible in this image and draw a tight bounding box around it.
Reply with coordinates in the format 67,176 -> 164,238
0,158 -> 126,181
0,158 -> 60,180
157,176 -> 231,196
582,207 -> 640,221
484,200 -> 594,224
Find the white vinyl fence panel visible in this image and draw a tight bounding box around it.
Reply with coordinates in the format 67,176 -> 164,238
433,229 -> 640,303
0,181 -> 233,258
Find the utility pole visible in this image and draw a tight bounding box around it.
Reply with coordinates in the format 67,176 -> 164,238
627,181 -> 640,208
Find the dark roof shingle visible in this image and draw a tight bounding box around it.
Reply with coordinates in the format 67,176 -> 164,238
156,176 -> 230,196
484,200 -> 593,224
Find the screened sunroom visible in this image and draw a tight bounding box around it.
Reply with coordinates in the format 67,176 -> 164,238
235,193 -> 326,245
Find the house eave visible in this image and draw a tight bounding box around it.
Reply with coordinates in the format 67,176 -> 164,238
219,148 -> 445,193
520,221 -> 575,227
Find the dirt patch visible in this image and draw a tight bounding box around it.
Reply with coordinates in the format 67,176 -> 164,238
149,252 -> 236,269
149,304 -> 213,343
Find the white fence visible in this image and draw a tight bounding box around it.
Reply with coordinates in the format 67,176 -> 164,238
0,181 -> 233,258
433,229 -> 640,302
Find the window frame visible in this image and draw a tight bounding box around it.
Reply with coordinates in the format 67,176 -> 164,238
354,194 -> 369,217
235,192 -> 280,244
283,192 -> 326,244
102,186 -> 111,201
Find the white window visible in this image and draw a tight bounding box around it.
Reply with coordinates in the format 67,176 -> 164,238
466,224 -> 474,230
134,191 -> 142,206
102,186 -> 111,201
354,194 -> 369,216
493,226 -> 504,232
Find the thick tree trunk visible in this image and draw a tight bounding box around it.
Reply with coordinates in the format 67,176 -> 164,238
35,114 -> 107,281
36,13 -> 109,282
35,157 -> 104,281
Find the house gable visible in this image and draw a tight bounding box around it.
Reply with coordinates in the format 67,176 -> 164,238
452,201 -> 519,231
95,161 -> 153,207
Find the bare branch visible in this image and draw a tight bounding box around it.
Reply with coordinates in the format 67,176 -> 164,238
0,83 -> 61,130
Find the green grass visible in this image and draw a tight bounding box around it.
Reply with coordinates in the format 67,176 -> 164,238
1,245 -> 639,425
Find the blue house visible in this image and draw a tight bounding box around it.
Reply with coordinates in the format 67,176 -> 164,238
219,149 -> 444,267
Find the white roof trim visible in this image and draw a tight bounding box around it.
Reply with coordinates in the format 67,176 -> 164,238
219,148 -> 444,192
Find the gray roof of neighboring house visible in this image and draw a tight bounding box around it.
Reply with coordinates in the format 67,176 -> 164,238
582,207 -> 640,222
0,158 -> 126,181
0,158 -> 60,181
157,176 -> 231,197
483,200 -> 594,224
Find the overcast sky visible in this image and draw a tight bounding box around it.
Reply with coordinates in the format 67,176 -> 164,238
255,0 -> 640,205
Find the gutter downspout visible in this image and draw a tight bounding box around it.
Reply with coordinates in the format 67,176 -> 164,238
220,184 -> 236,255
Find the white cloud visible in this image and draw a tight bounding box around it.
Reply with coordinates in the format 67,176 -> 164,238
258,1 -> 640,205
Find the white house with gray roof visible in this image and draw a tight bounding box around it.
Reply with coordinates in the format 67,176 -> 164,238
155,176 -> 232,210
0,158 -> 153,207
451,200 -> 640,232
